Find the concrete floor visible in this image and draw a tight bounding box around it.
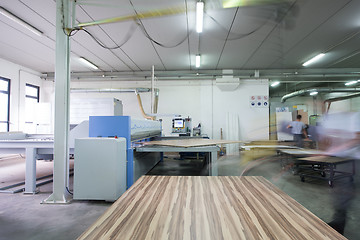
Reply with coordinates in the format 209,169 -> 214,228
0,153 -> 359,240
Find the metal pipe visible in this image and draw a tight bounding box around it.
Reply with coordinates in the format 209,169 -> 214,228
41,68 -> 360,80
281,88 -> 360,102
151,65 -> 155,114
70,88 -> 151,93
153,88 -> 159,114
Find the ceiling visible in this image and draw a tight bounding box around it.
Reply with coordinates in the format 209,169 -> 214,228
1,0 -> 360,94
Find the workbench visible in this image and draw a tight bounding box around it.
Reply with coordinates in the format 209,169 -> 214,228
280,149 -> 355,187
279,149 -> 324,170
0,139 -> 72,194
298,156 -> 355,187
78,176 -> 345,240
136,145 -> 219,176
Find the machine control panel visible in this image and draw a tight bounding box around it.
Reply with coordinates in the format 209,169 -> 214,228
172,117 -> 191,134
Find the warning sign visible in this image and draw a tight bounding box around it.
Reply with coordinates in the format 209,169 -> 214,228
250,95 -> 269,108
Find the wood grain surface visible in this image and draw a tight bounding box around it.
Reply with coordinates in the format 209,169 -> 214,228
143,139 -> 244,148
78,176 -> 346,240
299,156 -> 353,163
280,149 -> 325,155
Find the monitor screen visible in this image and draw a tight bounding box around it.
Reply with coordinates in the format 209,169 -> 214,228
174,119 -> 184,128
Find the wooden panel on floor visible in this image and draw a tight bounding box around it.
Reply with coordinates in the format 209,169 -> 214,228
78,176 -> 346,240
143,139 -> 244,148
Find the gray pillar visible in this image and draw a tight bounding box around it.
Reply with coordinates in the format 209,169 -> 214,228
43,0 -> 72,204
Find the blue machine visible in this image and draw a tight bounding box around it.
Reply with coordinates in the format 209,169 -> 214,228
89,116 -> 162,188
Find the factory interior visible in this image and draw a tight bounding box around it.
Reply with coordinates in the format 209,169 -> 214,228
1,0 -> 360,239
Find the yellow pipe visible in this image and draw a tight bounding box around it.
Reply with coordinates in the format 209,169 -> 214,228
77,6 -> 186,28
135,91 -> 155,120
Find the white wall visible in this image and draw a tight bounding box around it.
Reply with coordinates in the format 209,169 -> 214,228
0,58 -> 47,132
270,96 -> 320,116
68,79 -> 269,141
325,93 -> 360,113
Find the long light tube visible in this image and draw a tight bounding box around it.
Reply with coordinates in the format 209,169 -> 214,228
345,80 -> 358,86
271,81 -> 280,87
195,54 -> 201,68
310,91 -> 318,96
302,53 -> 325,67
79,57 -> 99,70
0,7 -> 43,37
196,2 -> 204,33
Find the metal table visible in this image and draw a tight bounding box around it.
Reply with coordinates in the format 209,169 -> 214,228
136,145 -> 219,176
280,149 -> 355,187
0,139 -> 73,194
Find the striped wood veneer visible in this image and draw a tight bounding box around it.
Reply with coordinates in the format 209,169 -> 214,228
78,176 -> 346,240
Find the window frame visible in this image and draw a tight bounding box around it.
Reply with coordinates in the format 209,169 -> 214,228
25,83 -> 40,102
0,77 -> 10,132
25,83 -> 40,125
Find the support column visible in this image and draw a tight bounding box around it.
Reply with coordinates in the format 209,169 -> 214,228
43,0 -> 72,204
24,147 -> 37,194
210,151 -> 218,176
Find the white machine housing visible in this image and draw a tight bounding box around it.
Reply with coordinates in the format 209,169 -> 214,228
73,137 -> 127,201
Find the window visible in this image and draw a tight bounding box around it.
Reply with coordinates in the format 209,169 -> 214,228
25,84 -> 40,133
0,77 -> 10,132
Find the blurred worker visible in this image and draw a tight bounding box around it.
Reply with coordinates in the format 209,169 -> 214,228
287,114 -> 308,147
317,111 -> 360,235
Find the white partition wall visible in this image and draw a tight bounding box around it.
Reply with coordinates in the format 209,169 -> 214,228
68,79 -> 270,141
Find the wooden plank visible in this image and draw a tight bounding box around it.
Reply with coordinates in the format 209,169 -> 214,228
143,139 -> 244,148
241,145 -> 299,150
78,176 -> 346,240
280,149 -> 325,155
299,156 -> 353,163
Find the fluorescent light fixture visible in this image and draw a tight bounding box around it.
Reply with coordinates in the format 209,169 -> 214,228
310,91 -> 318,96
196,2 -> 204,33
345,80 -> 358,86
0,7 -> 43,37
195,54 -> 201,68
271,81 -> 280,87
79,57 -> 98,70
302,53 -> 325,67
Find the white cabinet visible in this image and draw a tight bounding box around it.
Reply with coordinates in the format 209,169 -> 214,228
74,138 -> 126,201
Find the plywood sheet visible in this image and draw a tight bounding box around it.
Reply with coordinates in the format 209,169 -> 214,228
143,139 -> 244,148
299,156 -> 353,163
78,176 -> 345,240
280,149 -> 325,156
241,145 -> 299,150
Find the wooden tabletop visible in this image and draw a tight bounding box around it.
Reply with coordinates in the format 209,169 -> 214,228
78,176 -> 346,240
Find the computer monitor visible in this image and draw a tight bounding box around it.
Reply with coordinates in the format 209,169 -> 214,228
173,119 -> 184,128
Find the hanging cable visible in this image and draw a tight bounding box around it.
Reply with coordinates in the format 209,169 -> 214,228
137,21 -> 192,48
128,0 -> 191,48
204,11 -> 270,41
81,21 -> 138,49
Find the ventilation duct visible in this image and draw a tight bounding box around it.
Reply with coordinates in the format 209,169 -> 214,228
216,70 -> 240,91
281,87 -> 360,102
